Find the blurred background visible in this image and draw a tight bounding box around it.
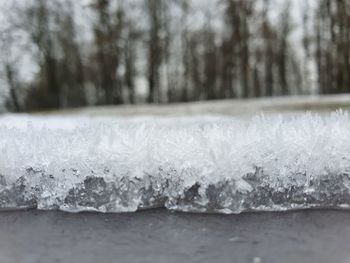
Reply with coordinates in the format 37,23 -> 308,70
0,0 -> 349,113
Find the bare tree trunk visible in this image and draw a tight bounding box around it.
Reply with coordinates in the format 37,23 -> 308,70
5,63 -> 20,112
146,0 -> 163,103
124,28 -> 136,104
93,0 -> 123,105
262,0 -> 274,97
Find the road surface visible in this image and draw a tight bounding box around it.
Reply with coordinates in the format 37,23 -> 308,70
0,209 -> 349,263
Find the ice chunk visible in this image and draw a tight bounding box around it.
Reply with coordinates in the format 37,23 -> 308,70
0,112 -> 350,213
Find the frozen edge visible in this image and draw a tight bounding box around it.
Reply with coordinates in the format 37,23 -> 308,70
1,111 -> 350,213
1,167 -> 350,214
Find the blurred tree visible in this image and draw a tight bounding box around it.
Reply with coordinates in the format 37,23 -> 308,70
261,0 -> 275,97
315,0 -> 350,94
1,0 -> 339,112
146,0 -> 170,103
276,2 -> 291,96
123,22 -> 138,104
92,0 -> 123,104
25,0 -> 61,109
4,63 -> 20,112
180,0 -> 190,102
56,1 -> 86,107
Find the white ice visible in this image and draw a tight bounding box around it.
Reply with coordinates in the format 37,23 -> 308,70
0,111 -> 350,213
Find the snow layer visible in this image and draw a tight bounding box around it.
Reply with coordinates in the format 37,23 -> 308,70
0,112 -> 350,213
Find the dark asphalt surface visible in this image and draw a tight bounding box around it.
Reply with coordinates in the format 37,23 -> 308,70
0,209 -> 349,263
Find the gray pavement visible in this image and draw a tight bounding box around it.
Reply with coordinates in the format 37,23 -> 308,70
0,209 -> 349,263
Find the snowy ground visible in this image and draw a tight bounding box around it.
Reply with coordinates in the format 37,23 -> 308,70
41,94 -> 350,117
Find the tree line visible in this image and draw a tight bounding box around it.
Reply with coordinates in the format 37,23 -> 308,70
1,0 -> 350,112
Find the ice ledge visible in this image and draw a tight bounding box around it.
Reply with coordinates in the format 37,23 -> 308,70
0,111 -> 350,213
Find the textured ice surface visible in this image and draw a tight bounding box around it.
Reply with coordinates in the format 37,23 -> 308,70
1,112 -> 350,213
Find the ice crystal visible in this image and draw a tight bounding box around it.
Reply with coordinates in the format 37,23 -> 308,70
0,112 -> 350,213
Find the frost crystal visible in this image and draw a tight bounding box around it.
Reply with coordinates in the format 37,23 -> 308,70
0,112 -> 350,213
